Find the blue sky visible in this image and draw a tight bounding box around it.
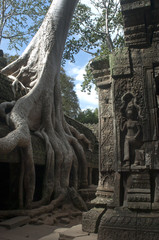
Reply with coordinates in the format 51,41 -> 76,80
0,0 -> 98,110
65,52 -> 98,110
64,0 -> 99,110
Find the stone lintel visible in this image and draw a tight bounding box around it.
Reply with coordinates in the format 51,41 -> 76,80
96,79 -> 112,89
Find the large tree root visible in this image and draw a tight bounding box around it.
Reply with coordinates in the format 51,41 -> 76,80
0,0 -> 92,217
0,193 -> 66,218
0,187 -> 88,219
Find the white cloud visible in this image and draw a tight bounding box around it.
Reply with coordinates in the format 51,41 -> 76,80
65,62 -> 98,110
80,0 -> 100,15
68,64 -> 85,82
76,83 -> 98,110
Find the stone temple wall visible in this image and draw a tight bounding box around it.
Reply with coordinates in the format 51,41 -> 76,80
82,1 -> 159,239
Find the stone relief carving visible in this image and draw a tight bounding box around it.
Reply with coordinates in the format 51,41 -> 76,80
120,93 -> 143,167
100,117 -> 114,171
95,172 -> 115,203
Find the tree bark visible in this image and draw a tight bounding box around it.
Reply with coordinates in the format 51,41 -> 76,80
0,0 -> 89,214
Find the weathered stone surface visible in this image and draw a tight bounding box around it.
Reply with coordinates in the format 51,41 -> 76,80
90,58 -> 116,206
125,171 -> 151,210
0,224 -> 55,240
90,57 -> 110,88
74,234 -> 97,240
54,228 -> 69,233
98,209 -> 159,240
0,50 -> 7,70
0,216 -> 30,229
110,47 -> 132,78
59,224 -> 88,240
121,0 -> 151,12
78,187 -> 96,203
60,218 -> 70,224
38,233 -> 59,240
82,208 -> 105,233
83,1 -> 159,239
120,0 -> 153,48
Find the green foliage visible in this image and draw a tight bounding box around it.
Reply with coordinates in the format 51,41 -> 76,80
82,54 -> 110,93
64,0 -> 124,62
75,108 -> 98,124
82,0 -> 124,92
4,53 -> 19,64
0,0 -> 52,50
1,0 -> 124,93
82,63 -> 96,93
62,2 -> 96,64
60,68 -> 80,119
1,1 -> 124,62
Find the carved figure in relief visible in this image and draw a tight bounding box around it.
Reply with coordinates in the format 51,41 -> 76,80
120,94 -> 142,167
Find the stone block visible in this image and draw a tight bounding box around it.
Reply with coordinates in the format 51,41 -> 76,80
98,209 -> 137,240
38,233 -> 59,240
82,208 -> 105,233
74,234 -> 97,240
0,216 -> 30,229
60,218 -> 70,224
54,228 -> 69,233
98,209 -> 159,240
39,228 -> 69,240
59,224 -> 88,240
109,48 -> 132,78
121,0 -> 151,12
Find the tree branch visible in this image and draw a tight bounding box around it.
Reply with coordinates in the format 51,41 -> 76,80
2,32 -> 30,39
80,48 -> 96,55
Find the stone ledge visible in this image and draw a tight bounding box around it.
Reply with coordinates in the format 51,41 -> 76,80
0,216 -> 30,229
59,224 -> 88,240
74,234 -> 97,240
121,0 -> 151,12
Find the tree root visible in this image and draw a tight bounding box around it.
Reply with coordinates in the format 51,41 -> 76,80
0,0 -> 90,216
0,193 -> 66,219
0,187 -> 87,219
69,125 -> 92,151
68,187 -> 88,211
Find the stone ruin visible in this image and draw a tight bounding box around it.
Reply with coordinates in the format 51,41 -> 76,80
82,0 -> 159,239
2,0 -> 159,238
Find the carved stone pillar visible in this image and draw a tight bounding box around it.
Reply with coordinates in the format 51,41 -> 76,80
82,57 -> 117,232
97,0 -> 159,239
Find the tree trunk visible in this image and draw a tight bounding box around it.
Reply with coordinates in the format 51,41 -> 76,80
0,0 -> 89,214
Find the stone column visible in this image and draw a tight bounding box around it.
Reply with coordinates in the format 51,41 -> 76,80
82,57 -> 118,233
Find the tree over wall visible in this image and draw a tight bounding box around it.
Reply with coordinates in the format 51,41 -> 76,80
65,0 -> 123,65
1,1 -> 123,62
0,0 -> 91,216
79,0 -> 124,92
